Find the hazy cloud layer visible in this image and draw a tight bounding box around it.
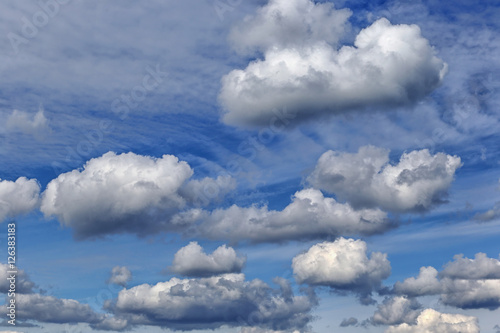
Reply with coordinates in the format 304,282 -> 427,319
170,242 -> 246,277
385,309 -> 479,333
0,177 -> 40,223
40,151 -> 233,239
308,146 -> 461,213
110,273 -> 317,331
220,0 -> 447,126
180,188 -> 391,243
292,238 -> 391,304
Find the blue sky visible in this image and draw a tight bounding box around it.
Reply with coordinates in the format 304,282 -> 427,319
0,0 -> 500,332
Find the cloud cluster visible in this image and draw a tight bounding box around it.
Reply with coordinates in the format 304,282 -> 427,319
108,266 -> 132,287
308,146 -> 462,213
181,188 -> 391,243
384,309 -> 479,333
109,273 -> 317,331
0,177 -> 40,223
40,152 -> 233,239
292,238 -> 391,304
371,296 -> 421,326
394,253 -> 500,310
170,242 -> 246,277
220,0 -> 447,126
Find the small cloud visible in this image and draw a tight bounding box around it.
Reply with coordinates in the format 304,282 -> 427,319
5,106 -> 50,138
107,266 -> 132,287
340,317 -> 358,327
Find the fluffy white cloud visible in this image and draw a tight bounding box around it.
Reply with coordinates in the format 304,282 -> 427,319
371,296 -> 422,326
170,242 -> 246,277
441,253 -> 500,279
384,309 -> 479,333
393,253 -> 500,310
0,177 -> 40,223
40,152 -> 233,239
5,107 -> 50,136
229,0 -> 352,55
180,188 -> 391,243
220,0 -> 447,127
108,266 -> 132,287
307,146 -> 461,212
292,238 -> 391,303
110,274 -> 316,331
393,266 -> 442,297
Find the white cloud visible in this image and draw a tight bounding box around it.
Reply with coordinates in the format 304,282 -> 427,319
182,188 -> 391,243
170,242 -> 246,277
0,177 -> 40,223
384,309 -> 479,333
40,151 -> 233,239
307,146 -> 462,213
108,266 -> 132,287
5,107 -> 50,136
221,0 -> 447,127
371,296 -> 421,326
393,266 -> 442,297
441,253 -> 500,279
111,273 -> 316,331
229,0 -> 352,55
393,253 -> 500,310
292,238 -> 391,304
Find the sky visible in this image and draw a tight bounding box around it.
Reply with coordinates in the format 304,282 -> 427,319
0,0 -> 499,332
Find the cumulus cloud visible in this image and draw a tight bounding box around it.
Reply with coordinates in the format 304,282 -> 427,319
107,266 -> 132,287
393,253 -> 500,310
441,253 -> 500,279
170,242 -> 246,277
220,0 -> 447,126
109,273 -> 316,331
0,177 -> 40,223
384,309 -> 479,333
292,238 -> 391,304
5,107 -> 50,136
371,296 -> 422,326
179,188 -> 391,243
393,266 -> 442,297
307,146 -> 461,213
40,152 -> 233,239
7,293 -> 102,325
0,263 -> 35,294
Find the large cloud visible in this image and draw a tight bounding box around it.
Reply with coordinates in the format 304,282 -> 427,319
170,242 -> 246,277
307,146 -> 461,213
40,152 -> 234,239
178,188 -> 391,243
292,238 -> 391,304
109,274 -> 317,331
220,0 -> 447,126
393,253 -> 500,310
384,309 -> 479,333
0,177 -> 40,223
